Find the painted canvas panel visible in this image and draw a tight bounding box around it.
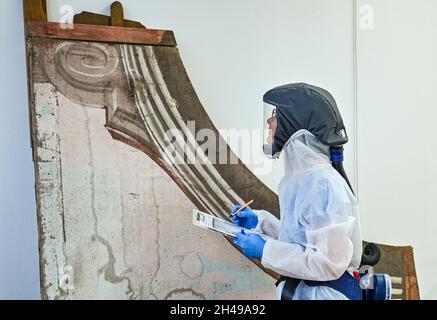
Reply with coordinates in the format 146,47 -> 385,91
28,37 -> 278,299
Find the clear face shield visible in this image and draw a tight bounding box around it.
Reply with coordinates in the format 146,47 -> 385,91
263,102 -> 280,159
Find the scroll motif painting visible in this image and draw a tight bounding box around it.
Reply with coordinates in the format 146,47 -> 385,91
27,35 -> 284,299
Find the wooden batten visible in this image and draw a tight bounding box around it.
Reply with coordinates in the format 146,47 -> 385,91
26,21 -> 176,46
404,247 -> 421,300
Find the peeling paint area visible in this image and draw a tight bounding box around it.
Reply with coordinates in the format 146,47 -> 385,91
34,84 -> 68,300
31,82 -> 275,300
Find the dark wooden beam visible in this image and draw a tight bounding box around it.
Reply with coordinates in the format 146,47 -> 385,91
27,21 -> 176,46
73,12 -> 145,29
74,1 -> 145,29
23,0 -> 48,22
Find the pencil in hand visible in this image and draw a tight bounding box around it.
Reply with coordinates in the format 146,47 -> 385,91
230,200 -> 254,218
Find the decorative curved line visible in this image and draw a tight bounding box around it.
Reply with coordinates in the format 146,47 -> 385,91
121,45 -> 244,216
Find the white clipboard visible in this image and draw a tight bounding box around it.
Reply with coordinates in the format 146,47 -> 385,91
192,209 -> 271,241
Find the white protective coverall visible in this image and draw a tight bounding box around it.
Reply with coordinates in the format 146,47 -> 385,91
254,129 -> 362,300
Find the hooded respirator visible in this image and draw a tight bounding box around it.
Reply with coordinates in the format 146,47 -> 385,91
263,83 -> 349,159
262,83 -> 355,193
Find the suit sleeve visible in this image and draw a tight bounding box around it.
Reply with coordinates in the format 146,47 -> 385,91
252,209 -> 281,240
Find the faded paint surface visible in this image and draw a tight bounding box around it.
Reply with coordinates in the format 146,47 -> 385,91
33,82 -> 274,300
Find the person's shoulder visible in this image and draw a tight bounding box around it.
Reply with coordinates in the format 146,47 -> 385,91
305,167 -> 338,187
297,169 -> 333,199
305,168 -> 356,201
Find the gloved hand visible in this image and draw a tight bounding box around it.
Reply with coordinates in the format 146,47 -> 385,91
233,231 -> 266,260
230,205 -> 258,230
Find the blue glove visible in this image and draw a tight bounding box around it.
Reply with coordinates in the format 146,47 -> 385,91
233,231 -> 266,260
230,205 -> 258,230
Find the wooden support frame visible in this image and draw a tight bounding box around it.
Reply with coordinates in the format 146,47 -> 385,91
23,0 -> 175,46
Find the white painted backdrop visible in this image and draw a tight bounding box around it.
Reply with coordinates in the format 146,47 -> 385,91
356,0 -> 437,300
0,0 -> 435,299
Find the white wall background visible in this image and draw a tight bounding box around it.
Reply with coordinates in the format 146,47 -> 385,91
0,0 -> 435,299
356,0 -> 437,299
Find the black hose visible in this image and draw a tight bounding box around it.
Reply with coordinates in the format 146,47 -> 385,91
330,146 -> 355,195
332,163 -> 355,196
